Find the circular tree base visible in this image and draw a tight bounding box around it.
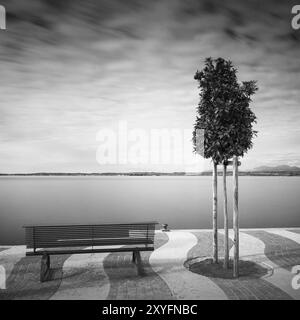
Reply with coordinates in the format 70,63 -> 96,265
185,258 -> 270,279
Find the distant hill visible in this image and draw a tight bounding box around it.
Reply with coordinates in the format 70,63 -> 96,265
254,165 -> 300,172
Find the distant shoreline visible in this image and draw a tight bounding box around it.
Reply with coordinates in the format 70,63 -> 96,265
1,171 -> 300,177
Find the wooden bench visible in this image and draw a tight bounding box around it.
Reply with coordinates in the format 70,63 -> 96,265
24,222 -> 158,282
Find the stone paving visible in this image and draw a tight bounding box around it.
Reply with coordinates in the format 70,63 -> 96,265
51,249 -> 112,300
103,233 -> 174,300
0,254 -> 71,300
188,231 -> 291,300
150,231 -> 227,299
189,230 -> 234,259
245,230 -> 300,272
290,229 -> 300,235
0,228 -> 300,300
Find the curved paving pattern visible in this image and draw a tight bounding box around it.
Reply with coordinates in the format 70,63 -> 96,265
245,230 -> 300,273
243,229 -> 300,300
0,251 -> 75,300
51,246 -> 120,300
0,246 -> 25,278
189,230 -> 234,260
212,230 -> 293,300
238,230 -> 300,299
267,229 -> 300,245
0,228 -> 299,300
290,229 -> 300,235
103,232 -> 174,300
150,231 -> 227,300
0,246 -> 26,300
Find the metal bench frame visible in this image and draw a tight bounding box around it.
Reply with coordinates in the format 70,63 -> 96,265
24,222 -> 158,282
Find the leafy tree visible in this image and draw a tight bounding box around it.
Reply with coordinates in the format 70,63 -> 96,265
193,57 -> 258,269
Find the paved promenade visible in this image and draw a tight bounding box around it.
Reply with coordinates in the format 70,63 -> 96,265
0,228 -> 300,300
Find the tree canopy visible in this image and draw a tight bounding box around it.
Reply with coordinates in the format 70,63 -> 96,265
193,57 -> 258,164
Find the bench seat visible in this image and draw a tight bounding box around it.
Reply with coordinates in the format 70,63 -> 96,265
24,221 -> 158,282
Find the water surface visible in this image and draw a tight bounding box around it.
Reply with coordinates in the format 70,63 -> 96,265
0,176 -> 299,244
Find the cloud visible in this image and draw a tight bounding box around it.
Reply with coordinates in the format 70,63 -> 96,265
0,0 -> 299,172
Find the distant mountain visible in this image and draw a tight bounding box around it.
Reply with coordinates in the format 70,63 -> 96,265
254,165 -> 300,172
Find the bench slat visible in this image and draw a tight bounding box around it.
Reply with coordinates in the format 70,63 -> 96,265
24,222 -> 157,252
26,239 -> 153,249
26,246 -> 154,256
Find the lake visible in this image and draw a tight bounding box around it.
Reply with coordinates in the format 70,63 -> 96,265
0,176 -> 300,244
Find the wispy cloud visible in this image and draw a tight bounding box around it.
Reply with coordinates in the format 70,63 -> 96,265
0,0 -> 299,172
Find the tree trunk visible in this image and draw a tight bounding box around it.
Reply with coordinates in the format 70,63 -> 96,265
233,156 -> 239,277
223,164 -> 229,269
212,161 -> 218,263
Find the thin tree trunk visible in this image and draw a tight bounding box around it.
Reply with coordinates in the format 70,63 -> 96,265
223,164 -> 229,269
212,161 -> 218,263
233,156 -> 239,277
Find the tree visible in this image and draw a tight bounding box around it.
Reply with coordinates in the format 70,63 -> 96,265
193,57 -> 258,271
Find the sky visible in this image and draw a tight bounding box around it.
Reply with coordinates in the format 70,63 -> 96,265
0,0 -> 299,173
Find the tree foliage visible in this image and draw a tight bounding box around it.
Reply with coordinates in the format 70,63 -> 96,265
193,57 -> 258,164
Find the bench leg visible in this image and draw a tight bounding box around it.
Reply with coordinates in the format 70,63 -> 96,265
133,250 -> 145,276
40,253 -> 51,282
132,251 -> 136,264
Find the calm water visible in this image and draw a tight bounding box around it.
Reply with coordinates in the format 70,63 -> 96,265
0,176 -> 300,244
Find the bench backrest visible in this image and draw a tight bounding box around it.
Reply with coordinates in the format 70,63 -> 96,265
24,222 -> 157,251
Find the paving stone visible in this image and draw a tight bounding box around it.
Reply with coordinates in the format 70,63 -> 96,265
1,229 -> 300,300
103,232 -> 174,300
188,231 -> 292,300
245,230 -> 300,272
